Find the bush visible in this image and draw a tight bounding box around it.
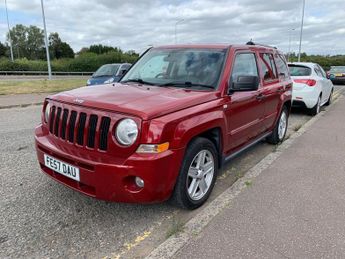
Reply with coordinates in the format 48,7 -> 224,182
0,51 -> 139,72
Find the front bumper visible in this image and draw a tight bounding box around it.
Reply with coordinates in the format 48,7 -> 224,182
35,125 -> 185,203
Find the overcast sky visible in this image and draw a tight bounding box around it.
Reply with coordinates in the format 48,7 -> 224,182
1,0 -> 344,55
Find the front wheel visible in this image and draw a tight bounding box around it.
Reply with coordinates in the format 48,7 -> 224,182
267,106 -> 289,145
170,137 -> 218,210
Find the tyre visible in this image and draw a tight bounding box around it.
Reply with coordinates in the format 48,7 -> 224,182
170,137 -> 218,210
266,106 -> 289,145
325,89 -> 333,106
308,95 -> 321,116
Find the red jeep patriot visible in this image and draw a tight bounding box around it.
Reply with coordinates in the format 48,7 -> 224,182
35,43 -> 292,209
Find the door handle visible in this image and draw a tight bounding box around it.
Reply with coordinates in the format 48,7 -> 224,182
256,93 -> 265,100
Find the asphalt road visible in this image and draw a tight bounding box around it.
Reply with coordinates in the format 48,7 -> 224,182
1,85 -> 344,258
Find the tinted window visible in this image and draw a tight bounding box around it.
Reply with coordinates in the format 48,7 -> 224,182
274,54 -> 289,78
317,65 -> 327,78
231,53 -> 258,80
314,67 -> 323,77
288,65 -> 312,76
260,53 -> 278,81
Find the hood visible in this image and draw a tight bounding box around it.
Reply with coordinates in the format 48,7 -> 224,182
49,83 -> 220,120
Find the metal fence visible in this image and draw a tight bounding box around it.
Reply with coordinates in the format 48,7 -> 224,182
0,71 -> 94,76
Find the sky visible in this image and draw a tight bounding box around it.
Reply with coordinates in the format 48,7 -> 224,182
1,0 -> 345,55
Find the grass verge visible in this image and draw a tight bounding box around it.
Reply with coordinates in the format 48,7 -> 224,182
0,79 -> 86,95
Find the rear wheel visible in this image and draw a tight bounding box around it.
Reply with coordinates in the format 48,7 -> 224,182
267,106 -> 289,145
170,137 -> 218,210
325,89 -> 333,106
309,95 -> 321,116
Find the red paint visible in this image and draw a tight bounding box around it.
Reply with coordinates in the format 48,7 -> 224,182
35,44 -> 292,203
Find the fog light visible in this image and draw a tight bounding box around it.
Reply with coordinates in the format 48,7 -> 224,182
135,176 -> 144,188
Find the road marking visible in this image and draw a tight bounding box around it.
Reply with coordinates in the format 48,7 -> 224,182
103,231 -> 152,259
146,94 -> 344,259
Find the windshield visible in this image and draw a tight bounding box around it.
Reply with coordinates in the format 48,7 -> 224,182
288,65 -> 311,76
93,64 -> 119,77
330,66 -> 345,73
121,48 -> 227,89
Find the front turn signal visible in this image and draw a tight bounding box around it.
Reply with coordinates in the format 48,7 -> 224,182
136,142 -> 169,154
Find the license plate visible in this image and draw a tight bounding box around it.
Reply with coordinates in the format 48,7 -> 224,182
335,73 -> 343,77
44,154 -> 80,181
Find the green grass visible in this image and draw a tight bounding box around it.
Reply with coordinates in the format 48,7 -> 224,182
0,79 -> 86,95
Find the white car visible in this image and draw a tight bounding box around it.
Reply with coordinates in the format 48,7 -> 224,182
288,62 -> 334,115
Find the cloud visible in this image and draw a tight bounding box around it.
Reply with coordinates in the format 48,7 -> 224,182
1,0 -> 345,55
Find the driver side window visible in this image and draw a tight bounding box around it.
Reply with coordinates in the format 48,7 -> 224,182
231,53 -> 259,80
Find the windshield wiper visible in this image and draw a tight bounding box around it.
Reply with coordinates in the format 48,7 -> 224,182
161,81 -> 214,89
121,78 -> 155,85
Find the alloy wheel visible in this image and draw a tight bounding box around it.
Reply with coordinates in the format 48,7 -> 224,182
186,150 -> 215,201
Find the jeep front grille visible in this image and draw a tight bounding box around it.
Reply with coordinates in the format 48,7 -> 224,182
48,105 -> 111,151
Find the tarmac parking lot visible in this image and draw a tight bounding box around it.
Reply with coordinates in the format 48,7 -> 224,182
0,85 -> 344,259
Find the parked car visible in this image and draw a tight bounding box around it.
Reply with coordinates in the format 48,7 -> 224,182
86,63 -> 131,86
327,66 -> 345,85
288,62 -> 334,115
35,43 -> 292,209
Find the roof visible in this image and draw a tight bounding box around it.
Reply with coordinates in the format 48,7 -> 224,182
154,44 -> 281,52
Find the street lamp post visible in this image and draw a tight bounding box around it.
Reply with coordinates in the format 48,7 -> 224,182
298,0 -> 306,62
40,0 -> 52,80
174,19 -> 184,44
288,28 -> 295,62
4,0 -> 14,62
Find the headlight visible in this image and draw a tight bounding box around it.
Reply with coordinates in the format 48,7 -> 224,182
104,78 -> 114,84
86,79 -> 91,85
44,103 -> 51,123
115,119 -> 138,146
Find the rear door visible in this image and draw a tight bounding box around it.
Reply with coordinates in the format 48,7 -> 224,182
258,52 -> 283,130
316,64 -> 332,103
224,51 -> 265,152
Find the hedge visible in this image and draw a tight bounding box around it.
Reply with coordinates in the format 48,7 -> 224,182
0,51 -> 139,72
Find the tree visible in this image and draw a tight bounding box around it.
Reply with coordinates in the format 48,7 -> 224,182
6,24 -> 44,60
89,44 -> 117,54
49,32 -> 74,59
0,41 -> 7,58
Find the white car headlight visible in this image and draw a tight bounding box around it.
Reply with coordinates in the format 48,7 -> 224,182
116,119 -> 138,146
104,78 -> 114,84
44,103 -> 51,123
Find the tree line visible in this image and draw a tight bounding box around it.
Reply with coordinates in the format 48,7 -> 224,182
0,24 -> 139,72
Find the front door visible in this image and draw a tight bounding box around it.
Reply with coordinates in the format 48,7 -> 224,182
224,52 -> 265,153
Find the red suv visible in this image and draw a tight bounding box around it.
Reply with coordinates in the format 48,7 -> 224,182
35,43 -> 292,209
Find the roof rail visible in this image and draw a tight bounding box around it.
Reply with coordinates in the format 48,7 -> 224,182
246,41 -> 277,49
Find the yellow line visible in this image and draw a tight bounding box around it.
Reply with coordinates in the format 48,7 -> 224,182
103,231 -> 151,259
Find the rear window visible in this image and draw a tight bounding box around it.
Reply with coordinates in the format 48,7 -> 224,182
330,66 -> 345,73
288,65 -> 311,76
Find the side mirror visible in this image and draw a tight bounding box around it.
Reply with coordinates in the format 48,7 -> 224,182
230,75 -> 259,93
